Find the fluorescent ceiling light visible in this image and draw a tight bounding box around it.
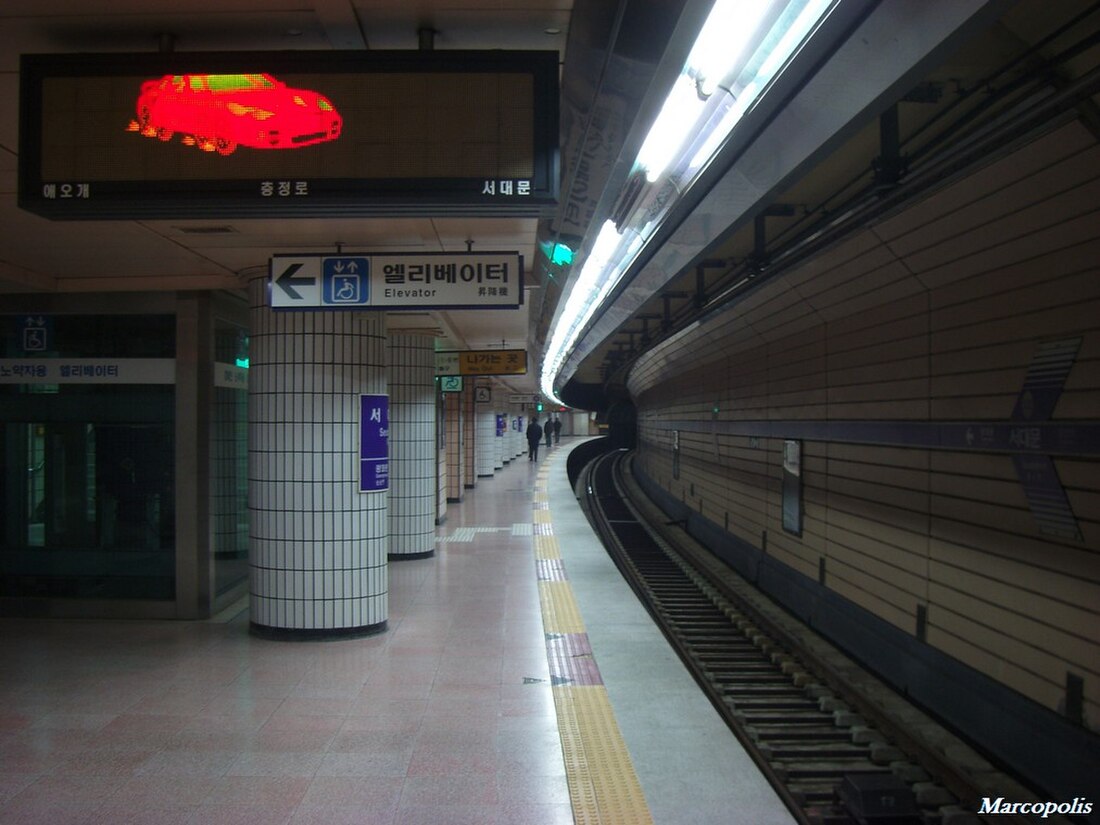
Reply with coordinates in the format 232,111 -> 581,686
540,220 -> 632,401
688,0 -> 834,172
687,0 -> 774,96
541,0 -> 837,405
637,0 -> 774,181
635,75 -> 707,183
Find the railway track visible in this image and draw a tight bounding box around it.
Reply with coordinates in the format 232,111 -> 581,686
578,449 -> 1056,825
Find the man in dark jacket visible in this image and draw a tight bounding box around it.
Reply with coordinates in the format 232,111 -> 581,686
526,417 -> 543,461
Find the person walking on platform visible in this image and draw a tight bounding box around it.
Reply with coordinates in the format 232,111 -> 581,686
552,416 -> 562,444
526,416 -> 543,461
545,416 -> 553,450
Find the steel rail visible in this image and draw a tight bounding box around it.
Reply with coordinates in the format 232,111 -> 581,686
579,449 -> 1052,825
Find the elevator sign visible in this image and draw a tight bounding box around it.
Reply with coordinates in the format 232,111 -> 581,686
323,258 -> 371,305
270,252 -> 523,310
19,315 -> 52,353
359,394 -> 389,493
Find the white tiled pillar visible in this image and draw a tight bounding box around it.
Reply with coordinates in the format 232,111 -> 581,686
510,406 -> 523,459
503,406 -> 514,462
475,387 -> 497,478
436,437 -> 447,526
463,388 -> 477,489
387,334 -> 436,559
248,276 -> 388,639
494,399 -> 505,470
513,410 -> 525,461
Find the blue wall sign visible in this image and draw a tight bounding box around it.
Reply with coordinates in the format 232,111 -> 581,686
360,394 -> 389,493
323,257 -> 371,305
18,315 -> 53,354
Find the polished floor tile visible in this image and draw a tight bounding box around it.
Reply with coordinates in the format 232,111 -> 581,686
0,451 -> 569,824
3,439 -> 788,824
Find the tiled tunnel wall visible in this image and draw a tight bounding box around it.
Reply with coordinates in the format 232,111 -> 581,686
628,119 -> 1100,730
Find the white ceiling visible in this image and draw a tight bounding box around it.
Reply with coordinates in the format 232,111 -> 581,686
0,0 -> 575,393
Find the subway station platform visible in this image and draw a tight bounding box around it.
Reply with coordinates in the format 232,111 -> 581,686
0,439 -> 793,824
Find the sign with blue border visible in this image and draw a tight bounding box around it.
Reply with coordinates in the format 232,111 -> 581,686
359,394 -> 389,493
270,252 -> 523,310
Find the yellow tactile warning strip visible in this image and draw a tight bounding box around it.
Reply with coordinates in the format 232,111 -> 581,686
555,686 -> 655,825
538,580 -> 586,634
534,534 -> 561,560
533,462 -> 655,825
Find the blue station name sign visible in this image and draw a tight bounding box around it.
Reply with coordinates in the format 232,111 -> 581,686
270,251 -> 523,310
359,394 -> 389,493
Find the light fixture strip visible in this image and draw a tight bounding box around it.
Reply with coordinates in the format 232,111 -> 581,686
542,0 -> 838,404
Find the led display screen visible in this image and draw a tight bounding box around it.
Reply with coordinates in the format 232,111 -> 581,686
19,51 -> 559,219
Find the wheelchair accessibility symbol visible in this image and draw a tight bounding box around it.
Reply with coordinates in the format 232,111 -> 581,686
333,275 -> 359,302
20,315 -> 52,353
322,257 -> 370,305
23,327 -> 47,351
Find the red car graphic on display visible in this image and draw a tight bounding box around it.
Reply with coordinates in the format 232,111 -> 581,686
129,73 -> 342,155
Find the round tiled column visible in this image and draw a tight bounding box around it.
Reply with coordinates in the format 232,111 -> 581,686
248,276 -> 388,639
475,387 -> 497,478
463,387 -> 477,488
502,406 -> 513,462
387,333 -> 436,560
494,398 -> 505,470
510,406 -> 523,459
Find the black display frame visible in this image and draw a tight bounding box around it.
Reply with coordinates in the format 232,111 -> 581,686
19,50 -> 559,219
